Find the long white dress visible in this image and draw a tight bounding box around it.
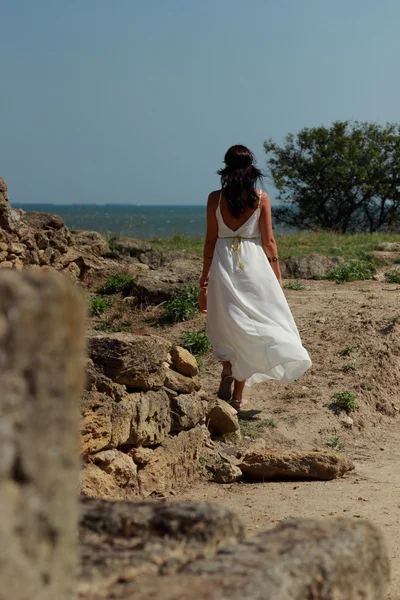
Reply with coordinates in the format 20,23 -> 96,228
206,193 -> 312,386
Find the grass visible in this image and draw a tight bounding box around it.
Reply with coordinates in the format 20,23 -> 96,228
340,345 -> 354,357
331,391 -> 359,414
148,232 -> 400,262
327,436 -> 345,451
164,284 -> 199,323
284,281 -> 305,291
179,329 -> 212,356
385,269 -> 400,284
98,273 -> 135,295
326,257 -> 376,283
240,418 -> 277,438
90,296 -> 112,317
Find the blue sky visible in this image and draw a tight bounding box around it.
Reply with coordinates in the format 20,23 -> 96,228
1,0 -> 400,205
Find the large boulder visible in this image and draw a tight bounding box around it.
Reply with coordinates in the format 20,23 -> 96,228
171,345 -> 199,377
164,367 -> 201,394
281,253 -> 343,279
78,498 -> 244,596
207,399 -> 239,436
131,257 -> 202,303
0,270 -> 86,600
88,332 -> 172,390
170,393 -> 207,431
70,230 -> 110,256
239,449 -> 354,480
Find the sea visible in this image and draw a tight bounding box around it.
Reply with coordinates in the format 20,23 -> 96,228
14,204 -> 290,239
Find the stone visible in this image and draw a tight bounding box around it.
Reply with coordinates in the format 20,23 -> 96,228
170,345 -> 199,377
78,498 -> 244,597
80,462 -> 121,499
0,269 -> 86,600
91,449 -> 138,489
85,359 -> 127,402
239,449 -> 354,480
339,414 -> 354,428
137,426 -> 209,497
207,399 -> 239,436
129,446 -> 154,464
132,257 -> 202,303
88,332 -> 171,390
281,253 -> 343,280
70,230 -> 109,256
112,236 -> 153,256
80,392 -> 113,456
164,367 -> 201,394
23,210 -> 65,230
170,393 -> 207,431
213,462 -> 243,483
128,390 -> 171,446
0,260 -> 13,268
62,261 -> 82,281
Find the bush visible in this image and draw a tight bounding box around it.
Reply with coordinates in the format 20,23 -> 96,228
331,391 -> 359,414
98,273 -> 134,295
385,269 -> 400,284
326,259 -> 376,284
90,296 -> 112,317
180,330 -> 211,356
340,345 -> 354,357
164,284 -> 199,322
95,321 -> 132,333
327,436 -> 344,450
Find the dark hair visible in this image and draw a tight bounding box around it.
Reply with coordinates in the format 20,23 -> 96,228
217,145 -> 263,218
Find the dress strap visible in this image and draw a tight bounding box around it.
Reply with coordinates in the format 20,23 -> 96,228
258,189 -> 262,206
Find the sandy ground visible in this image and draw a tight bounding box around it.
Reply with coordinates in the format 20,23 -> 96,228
178,280 -> 400,599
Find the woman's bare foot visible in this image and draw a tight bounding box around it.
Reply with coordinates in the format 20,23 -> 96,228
230,379 -> 247,411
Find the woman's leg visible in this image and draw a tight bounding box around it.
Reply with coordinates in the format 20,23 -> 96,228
217,361 -> 233,400
231,379 -> 248,410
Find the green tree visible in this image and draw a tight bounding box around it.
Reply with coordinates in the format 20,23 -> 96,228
265,121 -> 400,233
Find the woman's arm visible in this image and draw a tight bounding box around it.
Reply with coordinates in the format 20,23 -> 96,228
259,192 -> 282,285
199,192 -> 218,288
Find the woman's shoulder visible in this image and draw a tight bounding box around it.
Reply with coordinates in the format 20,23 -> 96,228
259,190 -> 271,208
207,190 -> 221,205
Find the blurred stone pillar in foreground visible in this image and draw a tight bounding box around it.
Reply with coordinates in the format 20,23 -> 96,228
0,270 -> 86,600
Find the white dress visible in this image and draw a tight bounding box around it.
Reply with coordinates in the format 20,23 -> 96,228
206,193 -> 312,386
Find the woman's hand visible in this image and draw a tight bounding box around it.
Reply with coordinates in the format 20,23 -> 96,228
198,287 -> 207,313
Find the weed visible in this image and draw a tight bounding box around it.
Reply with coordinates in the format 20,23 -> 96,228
164,284 -> 199,322
90,296 -> 112,317
367,294 -> 377,300
326,259 -> 376,284
394,257 -> 400,264
385,269 -> 400,284
331,391 -> 359,414
180,330 -> 211,356
327,436 -> 345,450
341,363 -> 357,373
284,281 -> 305,291
340,345 -> 354,357
198,455 -> 207,467
98,273 -> 135,296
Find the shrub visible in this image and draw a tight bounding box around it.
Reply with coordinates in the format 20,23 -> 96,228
340,345 -> 354,357
341,363 -> 356,373
98,273 -> 134,295
179,330 -> 211,356
326,259 -> 376,284
385,269 -> 400,284
284,281 -> 305,291
90,296 -> 112,317
95,321 -> 131,333
164,284 -> 199,322
331,391 -> 359,414
327,436 -> 344,450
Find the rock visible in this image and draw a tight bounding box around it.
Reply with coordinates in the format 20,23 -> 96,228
85,360 -> 127,402
80,392 -> 113,456
0,260 -> 13,268
0,269 -> 86,600
137,426 -> 209,497
88,332 -> 171,390
170,393 -> 207,431
164,367 -> 201,394
171,345 -> 199,377
91,449 -> 138,489
8,241 -> 26,255
98,519 -> 389,600
281,253 -> 343,280
120,390 -> 171,447
207,399 -> 239,436
80,462 -> 121,499
213,462 -> 243,483
23,210 -> 66,231
132,257 -> 202,303
112,237 -> 153,256
239,449 -> 354,480
70,230 -> 109,256
78,498 -> 244,597
375,242 -> 400,251
339,414 -> 354,428
129,447 -> 154,465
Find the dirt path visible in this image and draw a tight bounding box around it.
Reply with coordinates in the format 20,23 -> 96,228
182,434 -> 400,599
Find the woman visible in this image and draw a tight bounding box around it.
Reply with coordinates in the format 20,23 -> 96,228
199,145 -> 311,410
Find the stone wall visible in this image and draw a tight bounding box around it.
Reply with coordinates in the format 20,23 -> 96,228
81,333 -> 210,499
0,270 -> 86,600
